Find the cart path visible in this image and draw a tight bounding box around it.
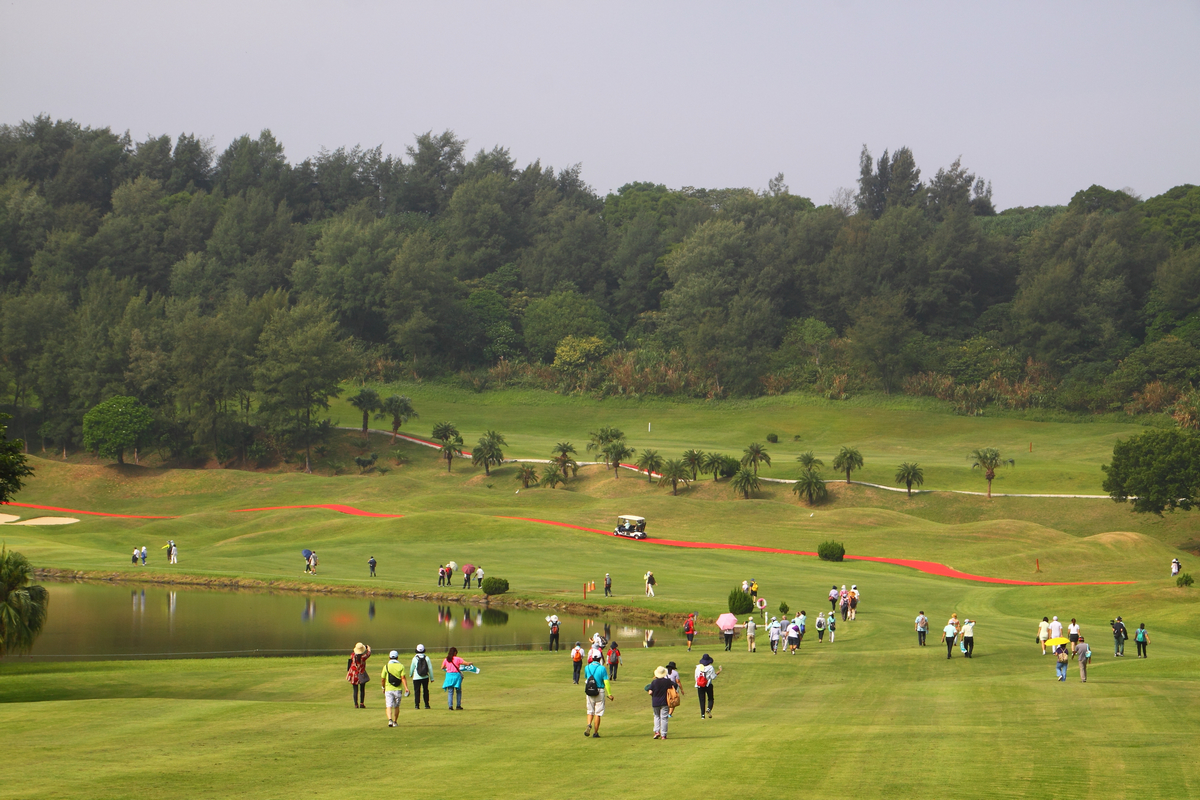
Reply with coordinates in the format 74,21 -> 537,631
2,502 -> 175,519
231,504 -> 404,518
496,516 -> 1135,587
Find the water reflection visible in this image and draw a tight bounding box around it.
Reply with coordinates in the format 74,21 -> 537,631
8,581 -> 687,661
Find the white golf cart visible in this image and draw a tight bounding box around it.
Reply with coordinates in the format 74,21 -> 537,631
613,514 -> 647,539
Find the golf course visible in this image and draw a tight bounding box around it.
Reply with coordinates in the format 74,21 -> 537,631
2,388 -> 1199,800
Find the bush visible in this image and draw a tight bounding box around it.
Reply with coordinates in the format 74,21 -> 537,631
818,540 -> 846,562
481,576 -> 509,596
728,587 -> 754,614
1178,573 -> 1195,588
766,432 -> 779,444
778,601 -> 789,616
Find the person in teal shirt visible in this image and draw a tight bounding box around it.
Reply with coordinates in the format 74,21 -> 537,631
583,652 -> 612,738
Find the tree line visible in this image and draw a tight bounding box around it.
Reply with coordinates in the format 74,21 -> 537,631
2,116 -> 1200,462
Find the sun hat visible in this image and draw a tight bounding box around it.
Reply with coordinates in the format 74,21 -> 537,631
389,650 -> 399,659
416,644 -> 425,653
353,642 -> 366,654
589,648 -> 603,662
699,654 -> 713,666
654,666 -> 668,678
666,661 -> 677,671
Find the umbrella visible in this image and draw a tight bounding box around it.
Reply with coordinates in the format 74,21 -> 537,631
716,613 -> 739,630
302,549 -> 313,558
463,564 -> 475,575
1045,636 -> 1070,648
447,561 -> 458,571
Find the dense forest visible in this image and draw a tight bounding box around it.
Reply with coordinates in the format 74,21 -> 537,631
1,115 -> 1199,463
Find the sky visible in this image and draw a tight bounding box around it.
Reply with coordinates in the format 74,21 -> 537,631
2,1 -> 1198,210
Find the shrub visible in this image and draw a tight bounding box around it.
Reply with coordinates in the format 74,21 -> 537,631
1178,573 -> 1195,588
818,540 -> 846,562
481,576 -> 509,596
766,432 -> 779,444
728,587 -> 754,614
778,601 -> 789,616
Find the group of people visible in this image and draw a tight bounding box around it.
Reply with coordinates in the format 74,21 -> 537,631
1171,558 -> 1182,576
770,610 -> 836,654
827,584 -> 859,621
739,579 -> 759,599
934,613 -> 976,658
130,546 -> 147,565
583,650 -> 722,741
304,551 -> 319,574
347,641 -> 477,726
436,564 -> 485,589
643,571 -> 657,597
570,633 -> 623,684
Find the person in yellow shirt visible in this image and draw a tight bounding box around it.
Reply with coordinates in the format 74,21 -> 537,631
380,650 -> 410,728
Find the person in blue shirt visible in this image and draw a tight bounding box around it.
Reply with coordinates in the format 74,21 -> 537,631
583,651 -> 613,738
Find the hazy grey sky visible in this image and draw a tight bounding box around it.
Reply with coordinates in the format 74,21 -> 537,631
2,1 -> 1197,209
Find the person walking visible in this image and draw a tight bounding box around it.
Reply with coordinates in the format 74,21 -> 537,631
941,620 -> 958,659
368,556 -> 377,577
1067,618 -> 1081,654
840,586 -> 850,621
132,548 -> 140,566
684,613 -> 697,651
694,654 -> 720,719
307,552 -> 318,575
438,565 -> 446,586
410,644 -> 433,709
645,571 -> 657,597
1054,642 -> 1069,681
170,541 -> 178,564
1134,624 -> 1149,658
604,573 -> 612,597
140,546 -> 147,565
750,580 -> 758,600
745,616 -> 757,652
828,585 -> 839,612
664,661 -> 683,717
915,611 -> 929,646
796,611 -> 807,645
1038,616 -> 1051,654
475,566 -> 484,588
548,615 -> 561,651
1075,636 -> 1090,682
606,641 -> 622,680
815,612 -> 827,643
848,586 -> 859,621
961,619 -> 975,658
827,614 -> 836,643
786,618 -> 801,655
768,616 -> 781,654
1172,558 -> 1181,576
571,641 -> 586,684
347,642 -> 372,708
380,650 -> 410,727
584,650 -> 612,738
1112,617 -> 1128,657
442,647 -> 472,710
1049,616 -> 1063,640
721,619 -> 735,652
647,666 -> 675,739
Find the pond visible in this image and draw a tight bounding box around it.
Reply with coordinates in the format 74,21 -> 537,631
5,581 -> 686,661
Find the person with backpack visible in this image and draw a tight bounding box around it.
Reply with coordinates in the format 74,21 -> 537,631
437,565 -> 446,586
548,615 -> 561,651
1134,623 -> 1150,658
347,643 -> 372,708
442,647 -> 472,710
664,661 -> 683,717
368,556 -> 377,577
380,650 -> 410,727
1112,617 -> 1128,657
410,644 -> 433,709
848,586 -> 859,620
1074,636 -> 1091,682
815,612 -> 827,642
647,666 -> 676,739
827,614 -> 837,643
1054,642 -> 1070,681
606,641 -> 622,680
684,613 -> 696,651
570,641 -> 586,684
828,585 -> 839,612
694,654 -> 720,719
914,611 -> 928,646
768,616 -> 781,653
583,650 -> 612,738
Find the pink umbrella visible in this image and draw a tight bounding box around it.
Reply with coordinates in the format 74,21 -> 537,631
716,613 -> 739,631
463,564 -> 476,575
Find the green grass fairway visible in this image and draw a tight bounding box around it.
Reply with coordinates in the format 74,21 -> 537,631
4,419 -> 1199,799
328,382 -> 1150,494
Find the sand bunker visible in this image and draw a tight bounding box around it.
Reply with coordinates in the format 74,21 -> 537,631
0,513 -> 20,524
7,516 -> 80,526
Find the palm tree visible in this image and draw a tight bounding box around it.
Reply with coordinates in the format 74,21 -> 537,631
431,421 -> 460,444
658,459 -> 691,496
741,442 -> 771,474
833,446 -> 864,483
603,440 -> 634,479
440,434 -> 463,472
792,467 -> 828,505
552,442 -> 579,478
970,448 -> 1013,498
375,395 -> 418,443
348,388 -> 381,441
471,430 -> 507,476
702,451 -> 726,482
515,464 -> 539,488
540,463 -> 564,489
730,468 -> 760,499
681,449 -> 705,481
636,448 -> 664,482
586,426 -> 624,466
895,462 -> 925,497
796,451 -> 824,470
0,546 -> 49,657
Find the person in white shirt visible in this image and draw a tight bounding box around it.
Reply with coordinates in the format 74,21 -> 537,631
1038,617 -> 1051,654
1067,619 -> 1081,658
786,620 -> 801,654
767,617 -> 782,654
744,617 -> 757,652
815,612 -> 827,642
941,621 -> 958,659
915,612 -> 929,647
1049,616 -> 1063,639
828,585 -> 839,612
960,619 -> 975,657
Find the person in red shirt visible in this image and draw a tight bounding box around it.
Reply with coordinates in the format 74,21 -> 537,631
607,641 -> 622,680
684,613 -> 696,651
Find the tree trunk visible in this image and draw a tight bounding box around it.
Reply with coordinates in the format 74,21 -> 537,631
304,407 -> 312,473
362,411 -> 369,440
117,448 -> 124,465
391,424 -> 398,444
